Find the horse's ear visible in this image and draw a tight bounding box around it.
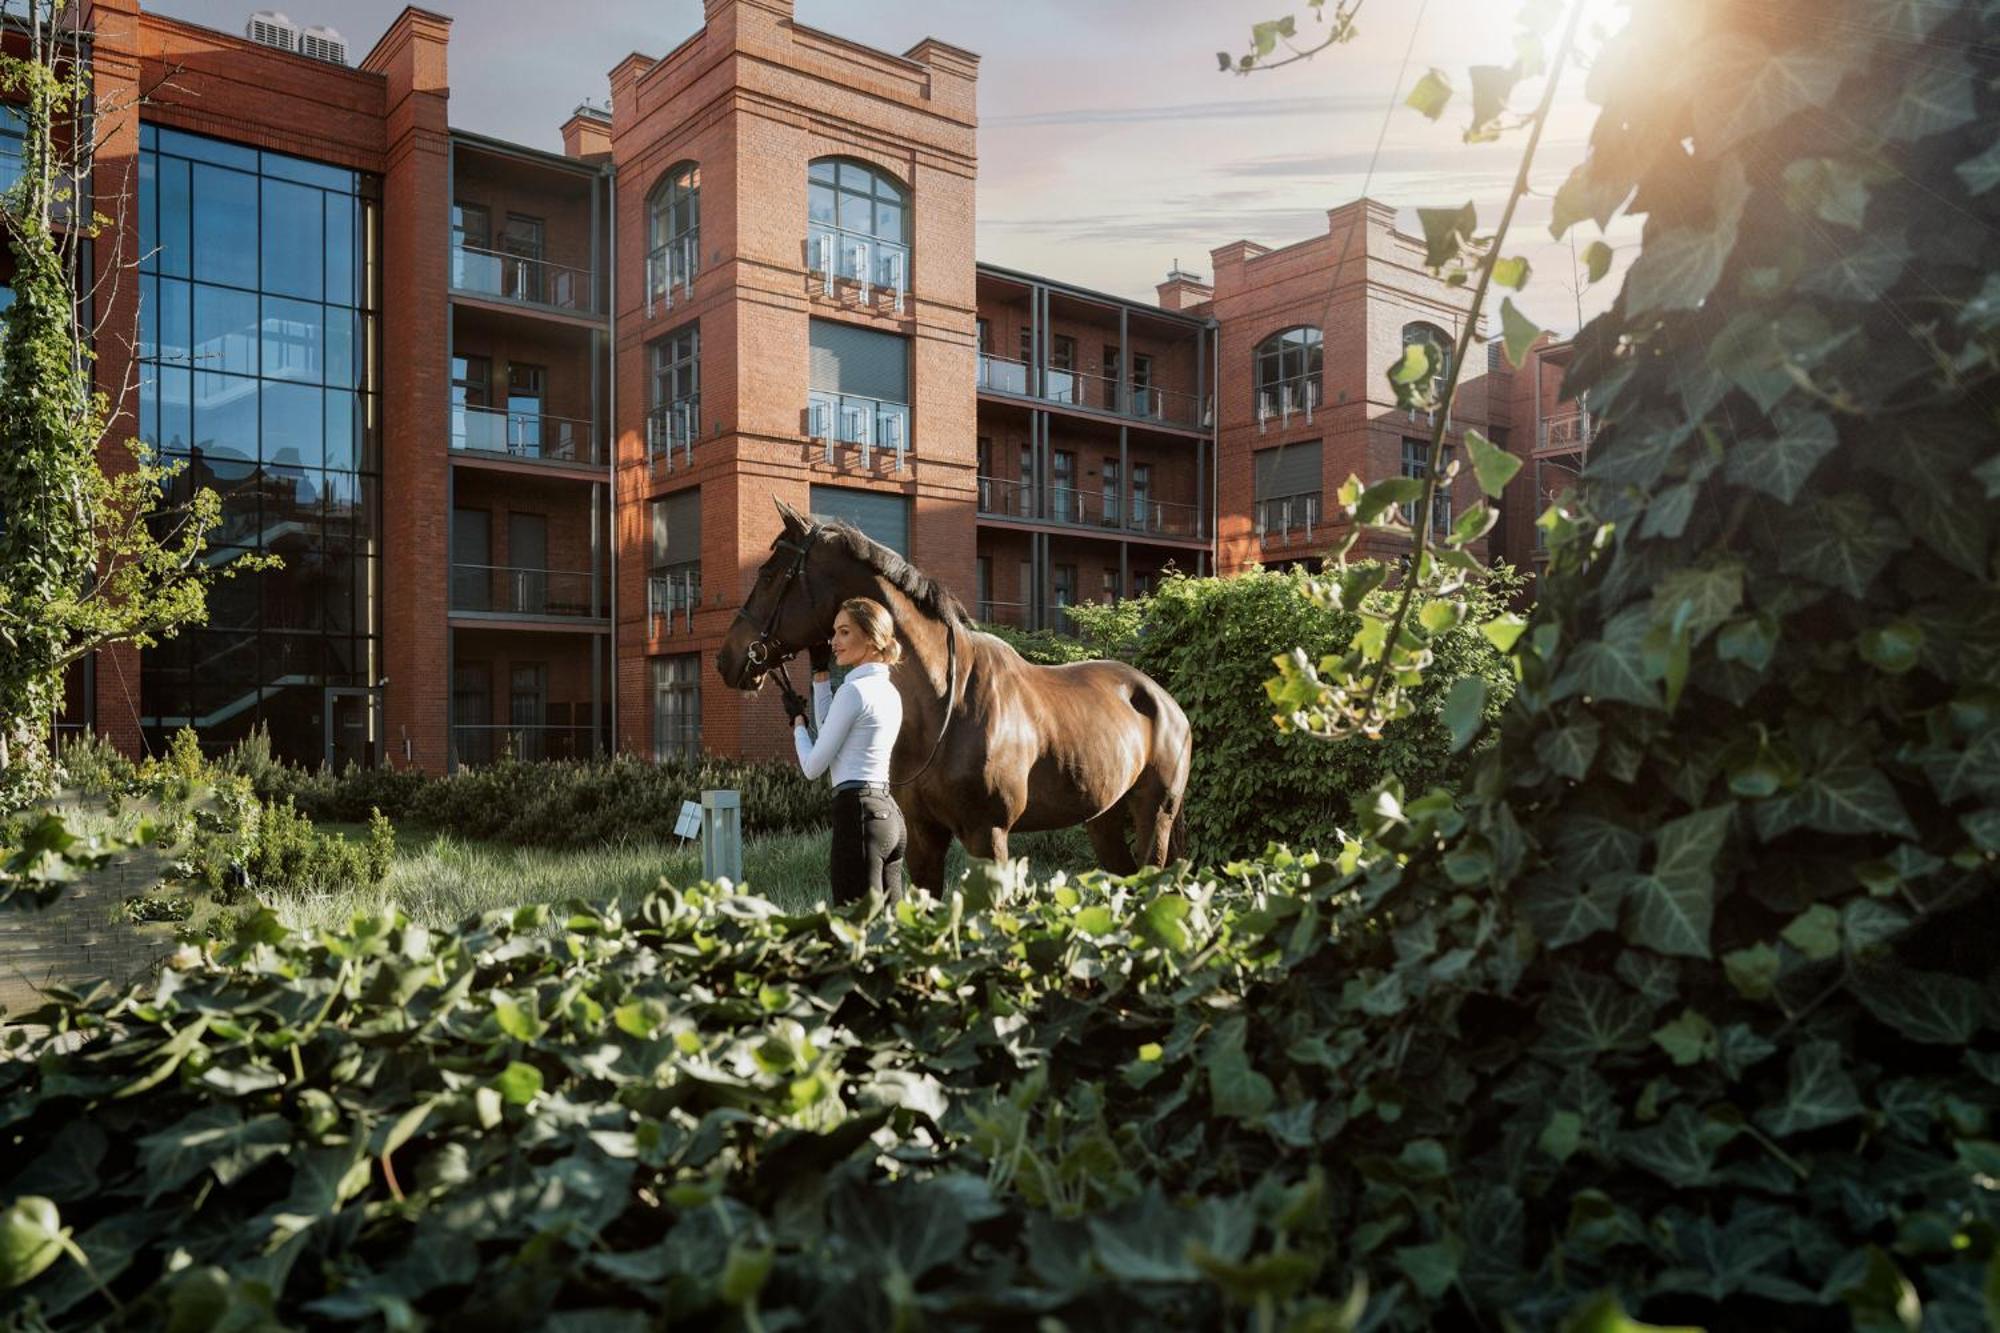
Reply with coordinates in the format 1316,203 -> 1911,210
773,496 -> 807,534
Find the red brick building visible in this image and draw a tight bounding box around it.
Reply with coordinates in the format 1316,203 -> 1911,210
49,0 -> 1563,770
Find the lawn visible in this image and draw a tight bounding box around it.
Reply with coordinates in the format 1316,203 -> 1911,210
283,820 -> 1101,933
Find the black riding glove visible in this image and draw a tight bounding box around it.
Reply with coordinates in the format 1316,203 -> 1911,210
808,640 -> 833,673
779,684 -> 810,729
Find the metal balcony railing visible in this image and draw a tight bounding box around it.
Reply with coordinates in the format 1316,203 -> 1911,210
806,224 -> 908,313
806,390 -> 909,471
1255,492 -> 1323,546
451,242 -> 591,313
648,398 -> 701,474
449,564 -> 603,619
646,233 -> 699,316
649,566 -> 701,636
978,353 -> 1209,429
975,599 -> 1032,629
975,477 -> 1204,539
452,405 -> 601,466
1257,375 -> 1321,431
1539,410 -> 1594,455
451,723 -> 602,766
978,353 -> 1032,396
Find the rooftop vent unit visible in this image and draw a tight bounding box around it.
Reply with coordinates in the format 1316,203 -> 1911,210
299,24 -> 348,65
245,10 -> 299,51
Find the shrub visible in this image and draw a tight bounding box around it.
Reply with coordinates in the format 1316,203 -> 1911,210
974,619 -> 1102,665
50,732 -> 135,796
1066,565 -> 1520,862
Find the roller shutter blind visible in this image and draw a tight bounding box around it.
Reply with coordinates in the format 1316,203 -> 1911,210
810,484 -> 909,558
809,319 -> 909,403
650,487 -> 701,567
1253,440 -> 1323,499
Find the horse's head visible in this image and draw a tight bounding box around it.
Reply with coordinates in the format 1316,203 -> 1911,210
715,498 -> 842,691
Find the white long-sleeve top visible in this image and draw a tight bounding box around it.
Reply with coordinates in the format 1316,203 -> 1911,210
793,662 -> 903,785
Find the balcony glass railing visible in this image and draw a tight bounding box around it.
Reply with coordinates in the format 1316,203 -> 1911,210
806,390 -> 909,470
975,476 -> 1204,539
451,242 -> 592,313
648,397 -> 701,474
1538,410 -> 1594,454
646,233 -> 699,315
449,564 -> 604,619
452,724 -> 602,766
451,404 -> 601,466
975,599 -> 1031,629
648,565 -> 701,636
1257,375 -> 1321,430
1254,492 -> 1323,546
806,224 -> 908,312
978,353 -> 1209,429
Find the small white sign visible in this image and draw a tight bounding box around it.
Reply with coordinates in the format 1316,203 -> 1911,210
674,800 -> 703,840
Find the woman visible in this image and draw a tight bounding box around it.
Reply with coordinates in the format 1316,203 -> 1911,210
785,597 -> 907,905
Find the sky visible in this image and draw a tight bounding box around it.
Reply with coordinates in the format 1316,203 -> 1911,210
149,0 -> 1638,334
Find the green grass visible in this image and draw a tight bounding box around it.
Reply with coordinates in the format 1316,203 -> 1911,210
279,823 -> 1101,934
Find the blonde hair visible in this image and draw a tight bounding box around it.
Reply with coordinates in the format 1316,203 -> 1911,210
840,597 -> 902,665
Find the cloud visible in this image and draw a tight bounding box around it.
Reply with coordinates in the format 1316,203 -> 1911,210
983,93 -> 1382,128
1221,138 -> 1589,180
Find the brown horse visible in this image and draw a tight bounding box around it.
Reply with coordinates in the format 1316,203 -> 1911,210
716,498 -> 1191,893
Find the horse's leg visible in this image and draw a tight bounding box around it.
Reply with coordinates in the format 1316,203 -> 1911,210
1086,806 -> 1140,876
961,824 -> 1010,864
905,818 -> 951,897
1125,771 -> 1181,869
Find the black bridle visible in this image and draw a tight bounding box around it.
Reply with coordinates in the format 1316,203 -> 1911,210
735,522 -> 962,789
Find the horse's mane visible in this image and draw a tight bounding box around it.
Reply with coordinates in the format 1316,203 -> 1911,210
812,518 -> 971,629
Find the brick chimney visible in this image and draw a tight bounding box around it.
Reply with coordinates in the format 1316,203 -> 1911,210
1156,262 -> 1213,312
561,102 -> 612,160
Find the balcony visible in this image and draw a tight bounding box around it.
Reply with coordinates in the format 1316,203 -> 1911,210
450,564 -> 605,622
648,398 -> 701,474
806,391 -> 909,471
1538,410 -> 1594,456
649,566 -> 701,636
1255,492 -> 1323,547
806,223 -> 908,313
646,234 -> 698,317
976,476 -> 1205,541
451,724 -> 603,766
1256,376 -> 1321,432
452,405 -> 602,468
975,599 -> 1031,629
451,242 -> 592,314
978,353 -> 1209,431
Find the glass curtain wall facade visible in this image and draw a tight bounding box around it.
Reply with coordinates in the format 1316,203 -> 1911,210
135,124 -> 381,764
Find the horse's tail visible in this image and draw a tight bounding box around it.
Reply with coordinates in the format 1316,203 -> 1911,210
1168,802 -> 1188,864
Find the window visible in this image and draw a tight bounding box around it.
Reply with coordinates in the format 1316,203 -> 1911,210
807,319 -> 911,464
500,214 -> 545,303
507,363 -> 544,456
1018,325 -> 1033,366
453,662 -> 492,765
137,124 -> 378,765
1253,440 -> 1323,544
1255,326 -> 1323,423
810,484 -> 910,558
1131,463 -> 1154,532
647,161 -> 700,306
807,158 -> 909,303
1047,334 -> 1079,406
1402,438 -> 1454,534
977,318 -> 991,355
1101,568 -> 1118,601
1051,450 -> 1075,522
1102,457 -> 1122,527
652,655 -> 702,761
1018,444 -> 1034,516
650,487 -> 702,632
1132,570 -> 1157,597
510,663 -> 547,760
1053,565 -> 1077,623
649,323 -> 700,466
451,201 -> 490,250
1401,322 -> 1453,409
977,557 -> 992,617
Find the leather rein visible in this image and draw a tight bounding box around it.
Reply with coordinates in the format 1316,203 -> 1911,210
736,523 -> 961,790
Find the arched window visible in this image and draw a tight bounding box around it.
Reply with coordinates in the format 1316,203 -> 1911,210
806,157 -> 910,310
1254,326 -> 1322,424
1401,321 -> 1452,408
647,161 -> 699,309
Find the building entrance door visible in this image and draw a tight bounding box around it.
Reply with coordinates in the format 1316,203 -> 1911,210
323,687 -> 378,772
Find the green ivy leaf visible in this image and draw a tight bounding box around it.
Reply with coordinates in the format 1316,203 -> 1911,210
1780,903 -> 1842,961
1692,33 -> 1846,152
1443,677 -> 1487,755
1138,893 -> 1193,952
1841,1246 -> 1922,1333
1859,621 -> 1925,674
1562,1293 -> 1705,1333
1724,409 -> 1839,505
1499,298 -> 1542,369
1615,805 -> 1733,960
0,1197 -> 68,1291
1617,1103 -> 1734,1188
1877,57 -> 1978,142
1466,64 -> 1519,139
1623,159 -> 1750,317
1779,493 -> 1909,600
495,1060 -> 544,1107
1405,68 -> 1453,121
1417,202 -> 1476,270
1393,1234 -> 1462,1300
1759,1040 -> 1864,1137
1074,905 -> 1115,937
1651,1008 -> 1717,1067
1851,967 -> 1985,1045
1535,968 -> 1655,1063
1583,240 -> 1613,282
1521,875 -> 1627,950
1481,614 -> 1527,653
1955,138 -> 2000,196
1465,428 -> 1521,498
1492,255 -> 1531,289
1536,717 -> 1602,781
1539,1110 -> 1584,1163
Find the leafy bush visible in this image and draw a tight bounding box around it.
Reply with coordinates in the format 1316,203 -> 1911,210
49,733 -> 135,797
973,619 -> 1102,665
1066,566 -> 1519,862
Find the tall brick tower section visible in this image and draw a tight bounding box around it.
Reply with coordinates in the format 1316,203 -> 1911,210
608,0 -> 980,765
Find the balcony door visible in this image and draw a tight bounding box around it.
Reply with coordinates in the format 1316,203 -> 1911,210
1102,457 -> 1122,528
508,512 -> 547,615
510,663 -> 546,762
452,507 -> 490,611
501,213 -> 545,303
1131,463 -> 1153,532
507,363 -> 545,458
1051,450 -> 1075,523
452,662 -> 491,766
451,202 -> 490,291
452,355 -> 490,452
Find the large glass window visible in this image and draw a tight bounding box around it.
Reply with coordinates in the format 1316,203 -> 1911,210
1402,438 -> 1454,534
136,123 -> 379,765
807,318 -> 910,466
653,655 -> 702,761
647,161 -> 699,306
648,323 -> 700,468
806,157 -> 909,306
1254,326 -> 1323,422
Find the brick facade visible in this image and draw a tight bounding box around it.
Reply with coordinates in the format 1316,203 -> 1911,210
57,0 -> 1557,770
